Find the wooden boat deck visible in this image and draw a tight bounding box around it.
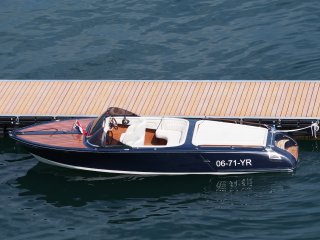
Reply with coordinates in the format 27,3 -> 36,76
17,119 -> 92,149
19,119 -> 93,133
1,80 -> 320,119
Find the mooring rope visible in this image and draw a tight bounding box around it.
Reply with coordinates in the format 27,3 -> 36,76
274,122 -> 320,138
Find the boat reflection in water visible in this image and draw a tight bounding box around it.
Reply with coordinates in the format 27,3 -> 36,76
16,163 -> 294,207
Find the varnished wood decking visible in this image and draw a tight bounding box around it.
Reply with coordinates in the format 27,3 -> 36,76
19,119 -> 92,133
18,119 -> 92,149
1,80 -> 320,119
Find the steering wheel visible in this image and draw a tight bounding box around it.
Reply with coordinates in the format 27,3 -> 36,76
122,116 -> 130,125
109,117 -> 118,130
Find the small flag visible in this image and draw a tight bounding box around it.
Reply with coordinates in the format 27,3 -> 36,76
73,120 -> 87,135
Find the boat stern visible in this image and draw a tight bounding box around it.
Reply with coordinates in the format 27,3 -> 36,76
271,133 -> 299,171
274,133 -> 299,159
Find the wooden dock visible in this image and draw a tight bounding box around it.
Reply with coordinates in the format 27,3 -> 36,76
1,80 -> 319,118
0,80 -> 319,134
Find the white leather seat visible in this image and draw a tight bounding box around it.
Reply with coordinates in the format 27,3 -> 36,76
155,129 -> 181,146
192,120 -> 268,146
120,120 -> 146,147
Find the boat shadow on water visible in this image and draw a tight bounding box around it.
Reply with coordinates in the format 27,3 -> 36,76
15,162 -> 295,207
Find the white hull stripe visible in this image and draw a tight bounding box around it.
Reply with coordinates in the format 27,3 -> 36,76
31,154 -> 293,176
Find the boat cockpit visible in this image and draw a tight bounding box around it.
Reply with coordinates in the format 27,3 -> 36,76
86,107 -> 271,150
86,107 -> 189,148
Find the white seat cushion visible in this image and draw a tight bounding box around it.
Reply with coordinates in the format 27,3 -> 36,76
120,124 -> 136,142
120,120 -> 146,147
156,129 -> 181,146
192,120 -> 268,146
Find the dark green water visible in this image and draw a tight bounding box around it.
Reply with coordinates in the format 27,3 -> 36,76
1,137 -> 320,239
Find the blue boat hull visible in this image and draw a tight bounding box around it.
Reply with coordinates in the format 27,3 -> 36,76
9,114 -> 299,175
23,144 -> 297,175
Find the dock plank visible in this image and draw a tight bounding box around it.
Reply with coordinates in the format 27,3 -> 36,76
306,82 -> 320,117
0,80 -> 320,119
302,82 -> 316,117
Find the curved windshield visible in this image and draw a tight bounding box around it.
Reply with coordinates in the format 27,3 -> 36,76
88,107 -> 138,136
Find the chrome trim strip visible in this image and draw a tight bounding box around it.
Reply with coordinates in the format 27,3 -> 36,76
32,154 -> 293,176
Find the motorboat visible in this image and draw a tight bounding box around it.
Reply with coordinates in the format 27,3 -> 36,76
10,107 -> 300,175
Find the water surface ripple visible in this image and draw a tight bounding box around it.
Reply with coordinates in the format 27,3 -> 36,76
1,0 -> 320,79
1,0 -> 320,239
1,137 -> 320,239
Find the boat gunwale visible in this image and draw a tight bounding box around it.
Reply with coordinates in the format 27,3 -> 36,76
10,129 -> 274,154
10,112 -> 297,156
9,116 -> 279,153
